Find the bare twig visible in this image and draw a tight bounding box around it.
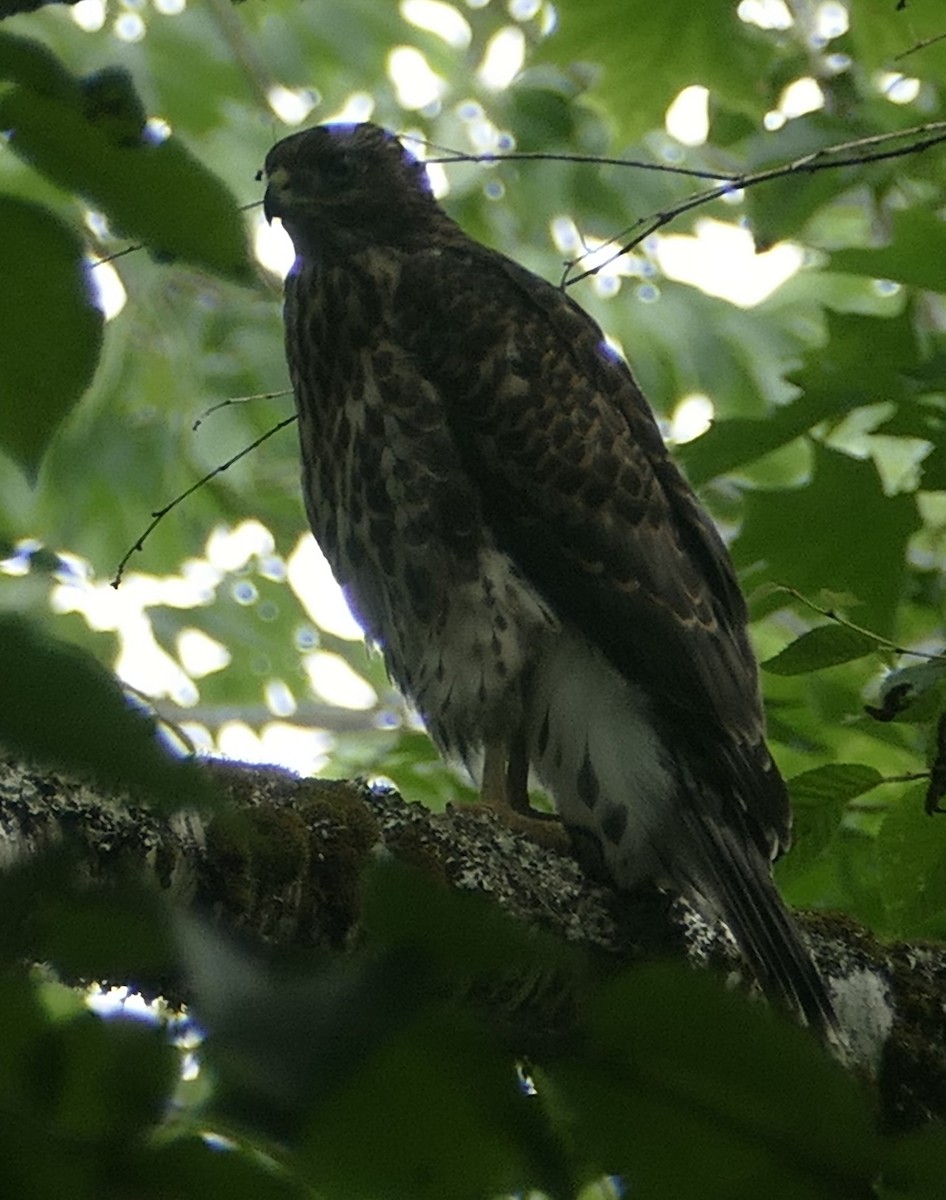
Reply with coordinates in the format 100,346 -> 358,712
773,584 -> 946,664
556,120 -> 946,285
894,32 -> 946,62
90,200 -> 264,270
91,245 -> 141,267
420,141 -> 743,183
111,414 -> 297,588
192,390 -> 291,431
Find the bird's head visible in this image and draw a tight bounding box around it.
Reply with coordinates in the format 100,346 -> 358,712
262,122 -> 447,256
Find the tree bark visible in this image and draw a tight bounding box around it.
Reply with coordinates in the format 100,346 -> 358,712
0,752 -> 940,1132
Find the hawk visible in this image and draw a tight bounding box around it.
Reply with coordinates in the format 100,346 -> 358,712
262,122 -> 837,1036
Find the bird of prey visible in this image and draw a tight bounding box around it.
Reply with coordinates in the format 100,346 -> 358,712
262,122 -> 837,1037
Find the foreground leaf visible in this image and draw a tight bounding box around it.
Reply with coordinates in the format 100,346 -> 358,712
0,197 -> 103,478
0,615 -> 212,810
790,764 -> 884,809
0,32 -> 251,282
545,965 -> 878,1198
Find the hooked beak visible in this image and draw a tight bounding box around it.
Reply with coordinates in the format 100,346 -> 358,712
262,165 -> 291,225
262,185 -> 277,225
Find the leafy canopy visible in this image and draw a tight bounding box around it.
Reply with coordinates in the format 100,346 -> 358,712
3,0 -> 946,1195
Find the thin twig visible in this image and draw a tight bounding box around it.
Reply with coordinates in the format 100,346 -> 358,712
192,390 -> 291,431
558,120 -> 946,285
894,32 -> 946,61
111,414 -> 297,588
91,245 -> 141,267
91,200 -> 265,269
774,584 -> 946,663
420,142 -> 743,182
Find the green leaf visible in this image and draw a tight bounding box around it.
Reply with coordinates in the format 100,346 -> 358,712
136,1138 -> 309,1199
361,860 -> 569,979
185,918 -> 426,1141
302,1012 -> 553,1200
785,309 -> 919,403
0,43 -> 251,282
874,393 -> 946,437
80,66 -> 148,149
542,0 -> 773,141
680,309 -> 920,486
0,29 -> 78,98
831,210 -> 946,292
875,785 -> 946,938
547,965 -> 878,1197
732,443 -> 921,637
762,624 -> 879,675
0,842 -> 175,984
846,0 -> 946,80
0,197 -> 103,478
789,764 -> 885,809
0,615 -> 212,810
40,1012 -> 177,1142
880,1123 -> 946,1198
192,866 -> 574,1196
780,765 -> 883,882
743,132 -> 856,246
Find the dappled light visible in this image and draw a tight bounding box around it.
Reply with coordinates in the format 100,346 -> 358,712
4,0 -> 946,1192
665,85 -> 709,147
738,0 -> 792,31
254,210 -> 295,278
656,218 -> 803,307
476,26 -> 526,90
70,0 -> 105,32
87,255 -> 127,320
266,84 -> 318,126
401,0 -> 472,49
287,534 -> 363,641
387,45 -> 446,110
669,393 -> 715,446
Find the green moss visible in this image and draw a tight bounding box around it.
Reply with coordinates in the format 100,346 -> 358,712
294,780 -> 380,948
203,811 -> 256,918
384,823 -> 449,887
245,806 -> 309,891
295,779 -> 380,858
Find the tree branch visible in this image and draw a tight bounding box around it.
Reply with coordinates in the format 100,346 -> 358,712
0,753 -> 942,1131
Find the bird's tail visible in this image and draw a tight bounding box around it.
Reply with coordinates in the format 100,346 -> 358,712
675,799 -> 841,1044
528,634 -> 840,1045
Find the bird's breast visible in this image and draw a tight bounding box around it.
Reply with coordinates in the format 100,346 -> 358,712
285,254 -> 558,756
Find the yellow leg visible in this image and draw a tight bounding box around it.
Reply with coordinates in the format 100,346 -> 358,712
481,739 -> 511,810
479,737 -> 569,853
482,736 -> 535,814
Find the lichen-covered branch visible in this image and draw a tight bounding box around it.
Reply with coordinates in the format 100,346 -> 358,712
0,753 -> 942,1130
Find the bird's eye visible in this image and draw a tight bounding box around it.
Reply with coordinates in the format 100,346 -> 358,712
320,153 -> 358,189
